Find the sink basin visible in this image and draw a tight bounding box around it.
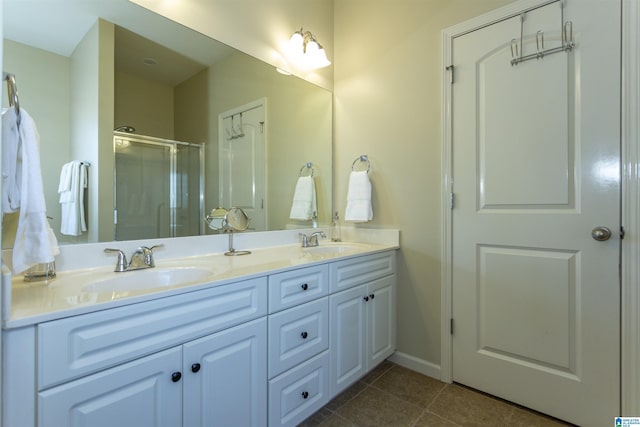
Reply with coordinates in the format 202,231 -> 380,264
82,267 -> 215,293
302,242 -> 371,256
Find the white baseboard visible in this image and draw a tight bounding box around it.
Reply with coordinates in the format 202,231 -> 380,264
388,351 -> 443,381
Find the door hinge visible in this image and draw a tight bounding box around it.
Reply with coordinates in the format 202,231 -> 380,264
450,192 -> 455,209
446,65 -> 454,84
621,226 -> 626,240
450,318 -> 455,335
259,121 -> 265,133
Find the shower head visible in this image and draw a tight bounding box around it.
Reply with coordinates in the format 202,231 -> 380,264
114,125 -> 136,133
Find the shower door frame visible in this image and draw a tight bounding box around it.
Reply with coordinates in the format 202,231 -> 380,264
113,132 -> 205,240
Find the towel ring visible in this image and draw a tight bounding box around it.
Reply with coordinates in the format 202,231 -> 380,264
299,162 -> 316,177
351,155 -> 370,173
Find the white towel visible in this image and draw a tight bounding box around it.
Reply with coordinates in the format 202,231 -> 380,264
59,161 -> 88,236
1,107 -> 22,213
289,176 -> 317,220
345,170 -> 373,222
5,108 -> 60,274
57,161 -> 73,201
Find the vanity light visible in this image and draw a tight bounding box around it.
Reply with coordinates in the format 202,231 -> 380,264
287,28 -> 331,70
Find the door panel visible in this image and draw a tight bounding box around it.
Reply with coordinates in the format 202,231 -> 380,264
367,275 -> 395,368
451,2 -> 620,426
477,245 -> 578,373
182,318 -> 267,427
479,52 -> 573,209
219,101 -> 266,231
329,285 -> 366,396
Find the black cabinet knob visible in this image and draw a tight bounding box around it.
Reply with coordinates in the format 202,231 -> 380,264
363,296 -> 370,302
171,371 -> 182,382
191,363 -> 201,373
370,294 -> 375,300
301,331 -> 308,339
301,283 -> 309,290
301,391 -> 309,399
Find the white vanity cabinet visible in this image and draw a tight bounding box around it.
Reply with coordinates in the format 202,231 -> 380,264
3,247 -> 397,427
4,276 -> 268,427
329,252 -> 396,396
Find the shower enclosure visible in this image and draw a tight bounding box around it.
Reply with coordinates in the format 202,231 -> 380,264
113,133 -> 204,241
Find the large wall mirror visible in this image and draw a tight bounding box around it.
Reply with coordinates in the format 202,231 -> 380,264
2,0 -> 332,246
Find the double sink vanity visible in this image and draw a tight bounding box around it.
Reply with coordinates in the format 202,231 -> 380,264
2,228 -> 399,427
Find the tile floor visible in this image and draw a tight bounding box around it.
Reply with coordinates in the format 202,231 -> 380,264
299,361 -> 573,427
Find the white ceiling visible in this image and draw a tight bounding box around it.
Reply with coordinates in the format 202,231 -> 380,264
4,0 -> 236,85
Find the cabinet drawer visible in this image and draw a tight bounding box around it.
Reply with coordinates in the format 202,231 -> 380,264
38,277 -> 267,390
268,351 -> 329,427
329,251 -> 395,293
268,298 -> 328,378
268,264 -> 328,313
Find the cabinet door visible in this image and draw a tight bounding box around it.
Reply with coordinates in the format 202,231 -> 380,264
183,318 -> 267,427
367,275 -> 396,368
38,347 -> 182,427
329,284 -> 367,397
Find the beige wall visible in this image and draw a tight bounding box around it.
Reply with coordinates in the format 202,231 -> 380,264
333,0 -> 514,366
174,69 -> 209,144
115,71 -> 175,139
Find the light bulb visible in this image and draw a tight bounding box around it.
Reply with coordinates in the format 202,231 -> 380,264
289,31 -> 304,52
314,47 -> 331,68
305,40 -> 319,54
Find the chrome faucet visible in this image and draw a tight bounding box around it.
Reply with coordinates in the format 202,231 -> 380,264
104,244 -> 163,272
299,231 -> 326,248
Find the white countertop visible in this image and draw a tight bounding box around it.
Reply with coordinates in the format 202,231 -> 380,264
3,228 -> 399,328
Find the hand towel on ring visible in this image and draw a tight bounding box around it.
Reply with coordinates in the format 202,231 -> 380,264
345,170 -> 373,222
289,175 -> 317,220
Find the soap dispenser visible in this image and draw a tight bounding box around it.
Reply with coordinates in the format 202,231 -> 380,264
331,211 -> 341,242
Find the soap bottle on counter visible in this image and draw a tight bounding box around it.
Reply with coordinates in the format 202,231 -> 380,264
331,211 -> 341,242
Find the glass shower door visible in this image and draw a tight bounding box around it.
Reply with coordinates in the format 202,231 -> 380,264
174,143 -> 203,237
114,138 -> 172,240
114,135 -> 203,241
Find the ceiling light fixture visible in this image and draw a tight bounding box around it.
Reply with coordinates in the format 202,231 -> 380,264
287,28 -> 331,70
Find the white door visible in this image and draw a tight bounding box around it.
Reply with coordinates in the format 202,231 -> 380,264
219,99 -> 266,231
450,2 -> 620,426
